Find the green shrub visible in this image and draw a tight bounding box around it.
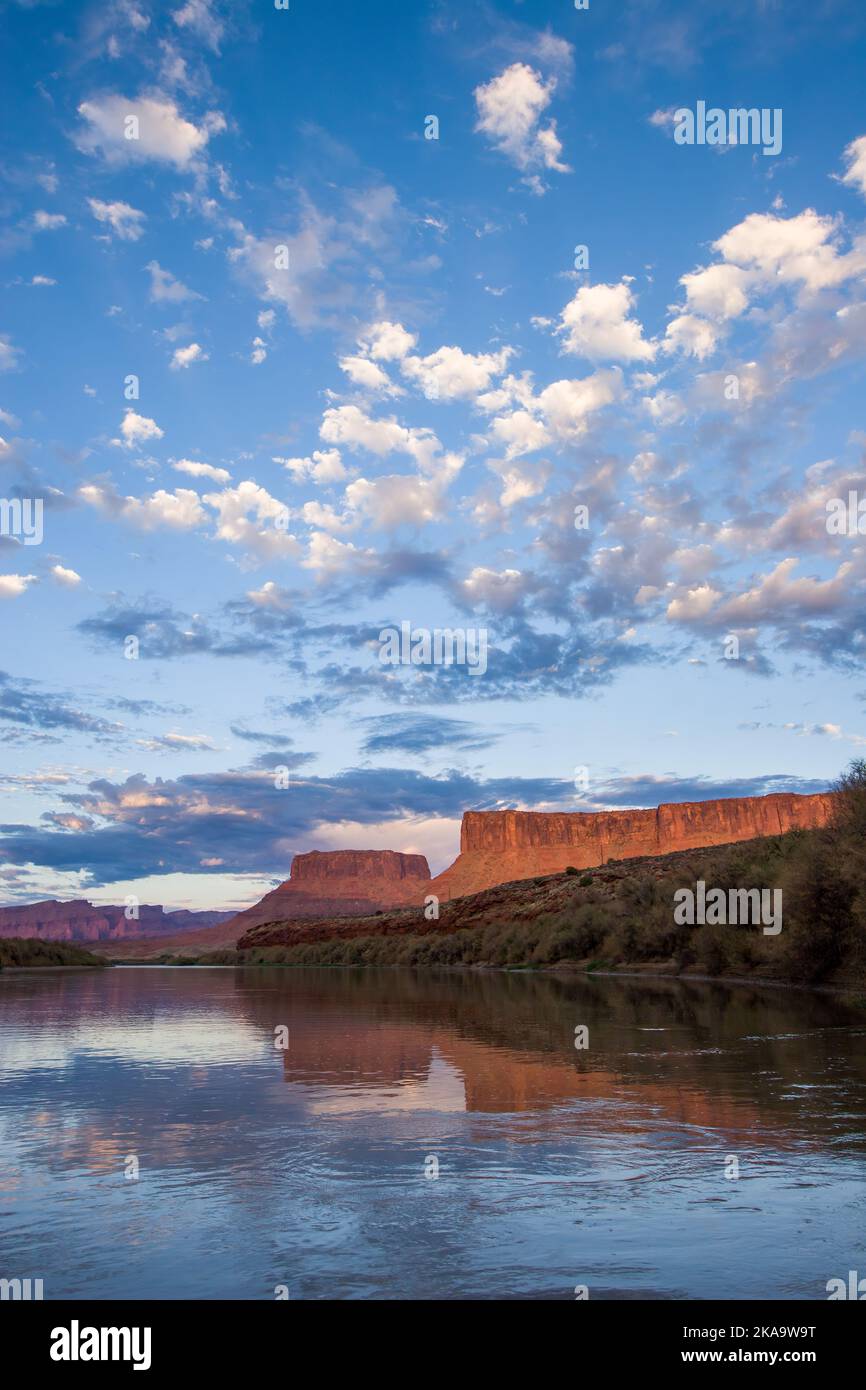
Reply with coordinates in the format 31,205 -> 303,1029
0,938 -> 108,968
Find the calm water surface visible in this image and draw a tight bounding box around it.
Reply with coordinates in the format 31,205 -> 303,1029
1,965 -> 865,1300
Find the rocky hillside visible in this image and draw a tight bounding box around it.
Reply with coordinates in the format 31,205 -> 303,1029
236,841 -> 732,951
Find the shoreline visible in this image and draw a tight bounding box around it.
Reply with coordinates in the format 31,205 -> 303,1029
90,955 -> 866,1004
0,963 -> 111,973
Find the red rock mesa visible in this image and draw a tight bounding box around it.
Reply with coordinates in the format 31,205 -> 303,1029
219,849 -> 432,937
429,792 -> 834,900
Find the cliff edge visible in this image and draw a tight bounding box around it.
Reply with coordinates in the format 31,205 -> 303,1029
429,792 -> 834,900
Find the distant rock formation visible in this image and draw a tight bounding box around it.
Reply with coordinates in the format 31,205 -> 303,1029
86,791 -> 836,959
0,899 -> 233,943
429,792 -> 834,900
218,849 -> 432,938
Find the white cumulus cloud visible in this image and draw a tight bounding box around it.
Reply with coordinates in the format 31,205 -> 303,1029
0,574 -> 36,598
474,63 -> 570,192
170,342 -> 208,370
50,564 -> 82,587
76,93 -> 224,168
557,281 -> 656,362
401,344 -> 513,400
118,409 -> 164,448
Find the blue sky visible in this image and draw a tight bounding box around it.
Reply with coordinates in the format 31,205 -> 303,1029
1,0 -> 866,909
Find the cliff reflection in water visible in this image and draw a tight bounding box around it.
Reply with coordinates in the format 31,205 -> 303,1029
2,965 -> 866,1299
259,968 -> 866,1141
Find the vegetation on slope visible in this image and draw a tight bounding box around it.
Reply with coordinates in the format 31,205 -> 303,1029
0,938 -> 109,968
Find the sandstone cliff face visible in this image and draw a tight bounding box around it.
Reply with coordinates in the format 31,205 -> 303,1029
0,899 -> 233,943
219,849 -> 432,938
290,849 -> 429,886
431,793 -> 834,900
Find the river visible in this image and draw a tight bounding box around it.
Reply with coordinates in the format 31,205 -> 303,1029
1,966 -> 864,1300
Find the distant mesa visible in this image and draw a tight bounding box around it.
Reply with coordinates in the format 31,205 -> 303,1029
219,849 -> 432,938
0,899 -> 233,944
0,851 -> 431,950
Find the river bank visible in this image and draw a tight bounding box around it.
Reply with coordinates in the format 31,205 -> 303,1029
121,819 -> 862,991
0,939 -> 108,969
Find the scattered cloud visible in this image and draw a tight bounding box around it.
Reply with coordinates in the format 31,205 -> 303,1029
88,197 -> 146,240
170,341 -> 209,369
146,260 -> 201,303
50,564 -> 82,587
33,210 -> 67,230
75,93 -> 225,168
117,408 -> 164,448
0,574 -> 35,598
474,62 -> 570,193
172,458 -> 231,484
